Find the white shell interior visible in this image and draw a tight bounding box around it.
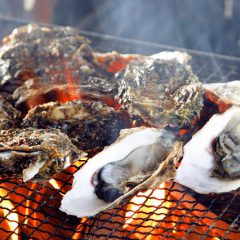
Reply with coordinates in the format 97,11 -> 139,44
175,107 -> 240,194
60,128 -> 166,217
151,51 -> 191,64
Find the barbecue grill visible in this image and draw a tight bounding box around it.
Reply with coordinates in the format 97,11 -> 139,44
0,16 -> 240,240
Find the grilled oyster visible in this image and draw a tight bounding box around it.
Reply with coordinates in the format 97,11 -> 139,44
204,80 -> 240,106
0,128 -> 86,182
22,100 -> 131,154
175,107 -> 240,194
117,54 -> 203,127
0,24 -> 118,109
60,127 -> 183,217
0,94 -> 21,129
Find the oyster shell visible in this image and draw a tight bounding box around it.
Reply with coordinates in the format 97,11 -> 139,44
0,24 -> 118,109
22,101 -> 131,152
0,128 -> 86,182
204,80 -> 240,106
0,24 -> 90,95
117,54 -> 203,127
175,107 -> 240,194
0,94 -> 21,129
22,100 -> 131,154
60,127 -> 183,217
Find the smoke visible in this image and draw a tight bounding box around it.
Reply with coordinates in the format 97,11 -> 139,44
53,0 -> 237,57
0,0 -> 239,56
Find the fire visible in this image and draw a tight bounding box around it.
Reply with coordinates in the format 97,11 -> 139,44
123,181 -> 240,240
0,169 -> 239,239
94,52 -> 138,73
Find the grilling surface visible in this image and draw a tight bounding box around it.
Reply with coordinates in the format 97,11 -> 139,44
0,23 -> 239,240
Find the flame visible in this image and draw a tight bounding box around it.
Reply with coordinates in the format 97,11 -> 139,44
0,184 -> 20,240
123,181 -> 240,240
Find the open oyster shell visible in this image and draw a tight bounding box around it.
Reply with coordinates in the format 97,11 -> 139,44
175,107 -> 240,194
117,54 -> 203,127
60,127 -> 183,217
0,128 -> 86,182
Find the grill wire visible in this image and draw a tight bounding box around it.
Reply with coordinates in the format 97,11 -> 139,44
1,157 -> 240,239
1,23 -> 240,239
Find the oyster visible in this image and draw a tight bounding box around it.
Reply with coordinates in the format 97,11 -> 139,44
117,54 -> 203,127
0,24 -> 117,109
0,24 -> 90,95
0,128 -> 86,182
0,94 -> 21,129
175,107 -> 240,194
204,80 -> 240,106
60,127 -> 183,217
22,100 -> 131,153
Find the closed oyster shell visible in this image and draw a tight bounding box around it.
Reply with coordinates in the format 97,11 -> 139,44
175,107 -> 240,194
60,127 -> 183,217
117,55 -> 203,127
22,100 -> 131,154
0,94 -> 21,129
0,24 -> 119,110
0,128 -> 86,182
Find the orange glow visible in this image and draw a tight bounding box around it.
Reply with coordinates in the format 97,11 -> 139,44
204,89 -> 231,113
95,52 -> 139,74
123,181 -> 240,240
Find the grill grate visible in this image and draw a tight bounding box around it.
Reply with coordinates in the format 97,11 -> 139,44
1,162 -> 240,239
0,18 -> 240,239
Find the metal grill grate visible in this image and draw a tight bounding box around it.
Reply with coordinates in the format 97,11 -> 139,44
0,18 -> 240,239
1,160 -> 240,239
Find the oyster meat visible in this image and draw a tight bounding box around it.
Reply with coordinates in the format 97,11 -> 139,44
0,94 -> 21,130
22,100 -> 131,153
0,24 -> 118,109
0,128 -> 86,182
175,107 -> 240,194
60,127 -> 183,217
117,53 -> 203,127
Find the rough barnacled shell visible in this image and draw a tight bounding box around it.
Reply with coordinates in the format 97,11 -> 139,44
60,127 -> 183,217
22,100 -> 131,154
0,94 -> 21,129
0,24 -> 119,110
117,54 -> 203,127
0,128 -> 86,182
175,107 -> 240,194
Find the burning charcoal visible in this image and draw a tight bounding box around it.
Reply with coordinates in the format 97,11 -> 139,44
0,128 -> 86,182
22,100 -> 131,154
0,94 -> 21,130
0,24 -> 118,110
117,53 -> 203,127
60,127 -> 183,217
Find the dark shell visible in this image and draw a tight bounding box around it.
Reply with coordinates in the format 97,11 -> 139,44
0,128 -> 86,182
0,94 -> 21,129
22,100 -> 131,154
0,24 -> 117,109
117,57 -> 203,127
